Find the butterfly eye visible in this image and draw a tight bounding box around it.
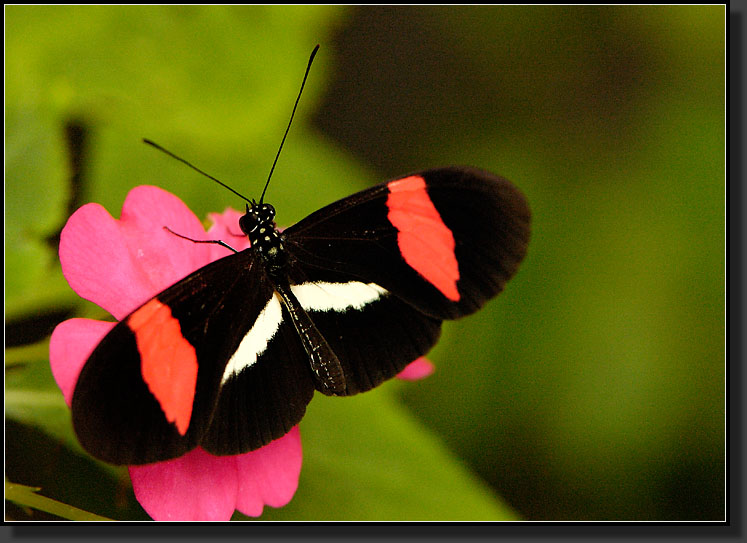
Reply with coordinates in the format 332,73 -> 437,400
239,211 -> 261,234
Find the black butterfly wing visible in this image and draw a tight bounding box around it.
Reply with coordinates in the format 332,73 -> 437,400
281,167 -> 530,395
283,167 -> 530,321
72,167 -> 529,463
71,248 -> 314,465
198,299 -> 316,456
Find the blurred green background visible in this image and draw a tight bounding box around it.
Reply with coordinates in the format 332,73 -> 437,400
5,6 -> 725,521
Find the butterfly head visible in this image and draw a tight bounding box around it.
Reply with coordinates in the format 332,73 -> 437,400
240,202 -> 276,236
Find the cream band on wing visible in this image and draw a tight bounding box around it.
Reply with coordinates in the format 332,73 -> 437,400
221,281 -> 388,384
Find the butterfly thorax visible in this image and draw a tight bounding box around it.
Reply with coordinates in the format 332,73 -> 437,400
239,202 -> 286,275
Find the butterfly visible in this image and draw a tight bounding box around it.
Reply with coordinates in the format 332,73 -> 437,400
69,46 -> 531,465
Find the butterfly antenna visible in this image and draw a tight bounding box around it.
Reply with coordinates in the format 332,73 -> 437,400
259,44 -> 320,205
142,138 -> 253,204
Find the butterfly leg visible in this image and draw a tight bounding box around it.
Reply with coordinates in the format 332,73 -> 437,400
163,226 -> 238,253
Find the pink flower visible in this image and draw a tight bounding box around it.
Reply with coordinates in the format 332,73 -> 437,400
50,186 -> 299,520
50,185 -> 432,520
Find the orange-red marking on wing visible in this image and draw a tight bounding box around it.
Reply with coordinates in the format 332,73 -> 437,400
386,176 -> 460,301
128,298 -> 198,435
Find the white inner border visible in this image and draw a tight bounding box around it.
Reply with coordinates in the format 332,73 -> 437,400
221,281 -> 387,384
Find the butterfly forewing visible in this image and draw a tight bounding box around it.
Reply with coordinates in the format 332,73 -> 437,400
200,307 -> 315,455
283,167 -> 530,320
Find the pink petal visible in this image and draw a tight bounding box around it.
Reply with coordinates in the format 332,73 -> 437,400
49,318 -> 116,405
396,357 -> 435,381
59,186 -> 228,320
234,426 -> 302,516
59,202 -> 146,321
129,427 -> 303,521
118,186 -> 223,285
129,448 -> 238,521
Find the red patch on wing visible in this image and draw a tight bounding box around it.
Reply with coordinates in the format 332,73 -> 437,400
386,176 -> 460,301
128,298 -> 198,435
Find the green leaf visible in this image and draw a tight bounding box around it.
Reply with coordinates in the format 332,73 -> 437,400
5,106 -> 73,319
256,387 -> 518,521
5,354 -> 82,454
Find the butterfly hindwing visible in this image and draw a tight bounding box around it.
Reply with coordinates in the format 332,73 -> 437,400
200,294 -> 316,456
304,290 -> 443,396
275,268 -> 443,396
